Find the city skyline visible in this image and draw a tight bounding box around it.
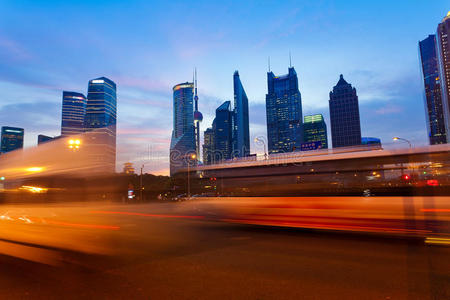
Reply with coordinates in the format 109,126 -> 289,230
1,1 -> 449,174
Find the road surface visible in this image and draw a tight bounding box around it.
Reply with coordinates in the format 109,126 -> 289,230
0,201 -> 449,299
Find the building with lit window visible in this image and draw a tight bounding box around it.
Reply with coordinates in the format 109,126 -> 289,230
202,101 -> 233,165
232,71 -> 250,157
203,128 -> 214,165
303,114 -> 328,149
362,137 -> 382,146
61,91 -> 86,137
419,35 -> 447,144
266,67 -> 303,154
329,74 -> 361,148
214,101 -> 234,162
123,162 -> 135,174
84,77 -> 117,173
437,11 -> 450,143
170,82 -> 196,176
1,126 -> 24,153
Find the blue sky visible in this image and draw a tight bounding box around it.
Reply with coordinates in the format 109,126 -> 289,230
0,0 -> 448,174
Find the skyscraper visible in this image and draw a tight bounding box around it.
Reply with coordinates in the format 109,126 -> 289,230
1,126 -> 24,153
214,101 -> 233,162
419,35 -> 447,144
84,77 -> 117,173
61,91 -> 86,137
170,82 -> 196,176
203,128 -> 214,165
437,11 -> 450,143
266,67 -> 303,154
303,114 -> 328,149
37,134 -> 54,145
329,74 -> 362,148
232,71 -> 250,157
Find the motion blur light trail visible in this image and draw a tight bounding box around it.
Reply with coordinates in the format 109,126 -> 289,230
89,210 -> 205,220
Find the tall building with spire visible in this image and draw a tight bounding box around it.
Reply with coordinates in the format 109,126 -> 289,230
232,71 -> 250,157
436,11 -> 450,143
170,82 -> 196,176
265,66 -> 303,154
193,69 -> 203,160
329,74 -> 361,148
419,34 -> 447,144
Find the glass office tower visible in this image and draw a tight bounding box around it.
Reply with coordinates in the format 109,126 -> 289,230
329,74 -> 362,148
170,82 -> 196,176
84,77 -> 117,173
61,91 -> 87,137
303,114 -> 328,149
1,126 -> 24,153
419,35 -> 447,144
232,71 -> 250,157
437,12 -> 450,143
203,128 -> 215,165
266,67 -> 303,154
214,101 -> 233,162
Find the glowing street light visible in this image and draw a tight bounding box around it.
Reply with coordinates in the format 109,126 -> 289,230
68,139 -> 81,150
187,153 -> 196,199
254,137 -> 267,159
393,137 -> 412,148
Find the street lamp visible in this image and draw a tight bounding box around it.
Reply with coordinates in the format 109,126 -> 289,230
393,137 -> 412,177
254,137 -> 267,159
187,153 -> 196,199
140,164 -> 144,202
68,139 -> 81,150
392,137 -> 412,148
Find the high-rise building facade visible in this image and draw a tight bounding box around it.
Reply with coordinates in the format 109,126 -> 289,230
266,67 -> 303,154
329,74 -> 362,148
303,114 -> 328,149
170,82 -> 196,176
1,126 -> 24,153
419,35 -> 447,144
214,101 -> 233,162
437,12 -> 450,143
37,134 -> 54,145
84,77 -> 117,173
232,71 -> 250,157
203,128 -> 214,165
61,91 -> 87,137
362,137 -> 381,146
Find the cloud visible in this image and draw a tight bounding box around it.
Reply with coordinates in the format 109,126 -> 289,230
375,104 -> 403,115
0,35 -> 32,61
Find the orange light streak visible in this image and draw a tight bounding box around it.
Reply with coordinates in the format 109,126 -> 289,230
90,210 -> 205,219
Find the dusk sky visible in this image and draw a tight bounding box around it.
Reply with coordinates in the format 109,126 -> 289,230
0,0 -> 448,175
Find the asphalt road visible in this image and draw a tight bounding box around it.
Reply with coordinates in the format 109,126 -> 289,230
0,201 -> 449,299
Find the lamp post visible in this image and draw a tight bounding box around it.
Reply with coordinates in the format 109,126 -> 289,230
254,137 -> 267,159
187,153 -> 196,199
393,137 -> 412,148
140,164 -> 144,202
393,137 -> 412,177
